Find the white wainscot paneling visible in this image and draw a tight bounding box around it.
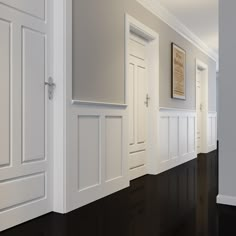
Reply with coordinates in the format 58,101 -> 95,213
158,108 -> 197,173
67,104 -> 129,212
160,117 -> 169,162
78,116 -> 100,191
105,117 -> 123,182
208,112 -> 217,152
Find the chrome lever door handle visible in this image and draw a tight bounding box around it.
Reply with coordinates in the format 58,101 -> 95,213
144,94 -> 151,107
45,77 -> 56,100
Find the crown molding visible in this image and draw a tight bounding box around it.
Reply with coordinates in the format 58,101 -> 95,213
137,0 -> 219,65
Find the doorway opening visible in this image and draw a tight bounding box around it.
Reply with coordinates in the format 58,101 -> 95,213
125,15 -> 160,180
196,59 -> 209,154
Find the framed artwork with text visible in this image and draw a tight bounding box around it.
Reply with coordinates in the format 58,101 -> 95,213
171,43 -> 186,100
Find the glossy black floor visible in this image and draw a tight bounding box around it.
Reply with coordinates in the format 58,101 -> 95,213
1,149 -> 235,236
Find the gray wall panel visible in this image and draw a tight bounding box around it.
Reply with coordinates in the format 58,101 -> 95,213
72,0 -> 216,110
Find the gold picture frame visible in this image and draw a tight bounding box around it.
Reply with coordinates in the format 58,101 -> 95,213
171,43 -> 186,100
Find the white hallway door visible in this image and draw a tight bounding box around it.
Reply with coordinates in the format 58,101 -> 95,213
128,35 -> 148,180
0,0 -> 52,231
196,69 -> 202,154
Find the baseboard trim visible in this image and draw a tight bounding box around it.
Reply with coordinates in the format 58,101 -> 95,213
217,194 -> 236,206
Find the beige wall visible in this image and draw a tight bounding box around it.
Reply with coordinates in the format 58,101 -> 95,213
72,0 -> 216,111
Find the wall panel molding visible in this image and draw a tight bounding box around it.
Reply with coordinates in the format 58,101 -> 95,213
66,104 -> 129,212
158,108 -> 197,174
77,115 -> 101,191
208,112 -> 217,152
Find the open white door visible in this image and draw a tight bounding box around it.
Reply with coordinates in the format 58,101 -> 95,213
128,34 -> 149,180
196,59 -> 209,154
126,15 -> 160,177
196,69 -> 202,154
0,0 -> 53,231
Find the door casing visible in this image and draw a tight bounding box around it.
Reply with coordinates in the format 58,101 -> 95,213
125,15 -> 160,175
196,59 -> 209,154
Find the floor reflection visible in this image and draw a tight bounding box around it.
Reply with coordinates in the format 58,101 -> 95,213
1,151 -> 221,236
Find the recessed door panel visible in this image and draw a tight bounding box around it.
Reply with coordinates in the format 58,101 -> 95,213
129,63 -> 135,146
196,70 -> 202,154
137,66 -> 147,144
0,20 -> 11,167
0,0 -> 45,19
0,173 -> 45,211
22,28 -> 46,163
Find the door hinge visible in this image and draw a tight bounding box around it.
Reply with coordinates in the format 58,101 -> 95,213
45,77 -> 56,100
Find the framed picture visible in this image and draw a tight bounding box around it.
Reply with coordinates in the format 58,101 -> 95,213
171,43 -> 186,100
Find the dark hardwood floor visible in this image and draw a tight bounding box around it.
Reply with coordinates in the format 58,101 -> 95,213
1,148 -> 234,236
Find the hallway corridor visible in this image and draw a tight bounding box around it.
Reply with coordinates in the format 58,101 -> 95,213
2,149 -> 231,236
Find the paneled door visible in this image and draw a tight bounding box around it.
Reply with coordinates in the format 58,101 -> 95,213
128,34 -> 148,180
196,69 -> 202,154
0,0 -> 53,231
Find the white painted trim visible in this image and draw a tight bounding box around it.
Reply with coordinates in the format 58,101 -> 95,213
158,109 -> 197,174
196,59 -> 208,70
217,195 -> 236,206
72,100 -> 128,108
125,14 -> 160,176
208,111 -> 218,114
126,14 -> 159,42
160,107 -> 196,113
52,0 -> 67,213
208,112 -> 217,152
196,59 -> 209,154
65,104 -> 130,212
136,0 -> 218,63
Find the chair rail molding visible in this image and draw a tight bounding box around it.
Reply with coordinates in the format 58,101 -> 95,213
72,100 -> 128,108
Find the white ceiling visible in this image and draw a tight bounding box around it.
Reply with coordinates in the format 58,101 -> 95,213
157,0 -> 219,55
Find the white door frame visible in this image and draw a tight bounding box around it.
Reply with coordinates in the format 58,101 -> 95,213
125,15 -> 160,175
52,0 -> 68,213
196,59 -> 209,154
